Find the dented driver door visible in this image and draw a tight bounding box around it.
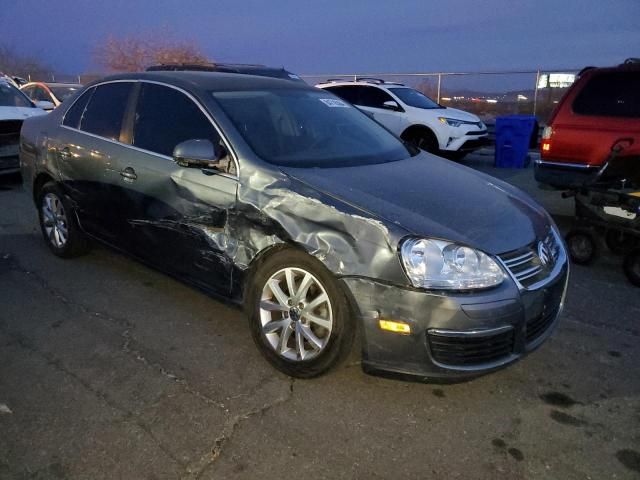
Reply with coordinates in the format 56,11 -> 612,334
118,151 -> 238,295
115,81 -> 239,295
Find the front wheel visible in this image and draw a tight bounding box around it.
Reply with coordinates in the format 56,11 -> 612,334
623,249 -> 640,287
246,249 -> 355,378
410,132 -> 439,154
565,229 -> 597,265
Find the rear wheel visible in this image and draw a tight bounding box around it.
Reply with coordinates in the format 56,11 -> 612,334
623,249 -> 640,287
37,182 -> 88,258
605,229 -> 639,255
565,229 -> 597,265
246,249 -> 354,378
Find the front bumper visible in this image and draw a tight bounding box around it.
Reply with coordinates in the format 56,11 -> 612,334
0,154 -> 20,175
342,257 -> 569,380
442,131 -> 489,152
0,122 -> 21,176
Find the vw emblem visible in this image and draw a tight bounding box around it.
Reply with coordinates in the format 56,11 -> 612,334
538,241 -> 552,266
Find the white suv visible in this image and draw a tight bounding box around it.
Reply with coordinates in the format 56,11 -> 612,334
316,79 -> 488,159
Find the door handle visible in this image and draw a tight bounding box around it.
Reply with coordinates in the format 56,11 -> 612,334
58,147 -> 72,160
120,166 -> 137,182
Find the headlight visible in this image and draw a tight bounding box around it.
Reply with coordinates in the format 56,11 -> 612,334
400,238 -> 505,290
438,117 -> 477,128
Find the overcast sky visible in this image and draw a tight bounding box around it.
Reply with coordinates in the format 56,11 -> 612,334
2,0 -> 639,75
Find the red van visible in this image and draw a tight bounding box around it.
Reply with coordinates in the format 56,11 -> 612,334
535,59 -> 640,188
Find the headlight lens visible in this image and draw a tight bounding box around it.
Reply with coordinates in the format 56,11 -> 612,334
400,238 -> 505,290
438,117 -> 477,128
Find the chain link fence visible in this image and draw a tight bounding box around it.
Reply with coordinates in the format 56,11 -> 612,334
25,68 -> 579,125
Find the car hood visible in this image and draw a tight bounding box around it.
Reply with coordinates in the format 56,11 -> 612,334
281,153 -> 550,255
440,107 -> 481,123
0,106 -> 46,121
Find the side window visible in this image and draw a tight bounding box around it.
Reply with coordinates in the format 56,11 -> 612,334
323,86 -> 360,105
358,86 -> 394,109
63,87 -> 95,129
133,83 -> 221,158
573,72 -> 640,118
80,82 -> 133,141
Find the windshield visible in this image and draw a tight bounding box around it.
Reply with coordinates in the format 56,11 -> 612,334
50,86 -> 80,102
0,82 -> 33,108
212,89 -> 416,167
388,88 -> 441,109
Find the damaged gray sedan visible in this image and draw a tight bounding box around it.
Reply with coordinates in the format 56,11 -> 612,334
20,72 -> 569,379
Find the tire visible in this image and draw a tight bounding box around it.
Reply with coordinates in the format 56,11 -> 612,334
245,248 -> 355,378
412,131 -> 439,154
623,249 -> 640,287
605,229 -> 639,255
37,182 -> 89,258
565,229 -> 597,265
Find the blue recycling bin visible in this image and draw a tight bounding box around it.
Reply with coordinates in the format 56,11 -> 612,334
494,115 -> 538,168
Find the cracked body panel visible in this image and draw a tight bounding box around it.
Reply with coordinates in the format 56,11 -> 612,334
20,71 -> 569,379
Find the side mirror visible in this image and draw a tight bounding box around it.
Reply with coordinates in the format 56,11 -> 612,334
382,100 -> 401,111
173,139 -> 229,171
35,100 -> 55,111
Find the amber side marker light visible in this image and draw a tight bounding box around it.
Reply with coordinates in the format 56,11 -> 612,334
379,320 -> 411,334
542,142 -> 551,152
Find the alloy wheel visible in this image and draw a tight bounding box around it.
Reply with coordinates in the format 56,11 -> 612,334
41,193 -> 69,249
259,267 -> 333,361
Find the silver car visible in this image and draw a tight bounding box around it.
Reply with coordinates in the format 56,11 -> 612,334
20,71 -> 569,380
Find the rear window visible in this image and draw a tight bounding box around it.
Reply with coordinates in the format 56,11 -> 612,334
63,87 -> 94,129
573,71 -> 640,118
80,82 -> 133,141
323,86 -> 360,104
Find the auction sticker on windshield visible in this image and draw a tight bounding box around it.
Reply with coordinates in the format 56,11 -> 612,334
319,98 -> 350,108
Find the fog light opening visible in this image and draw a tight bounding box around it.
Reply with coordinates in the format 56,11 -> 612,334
378,319 -> 411,334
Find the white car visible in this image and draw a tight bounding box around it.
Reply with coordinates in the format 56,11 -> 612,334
0,80 -> 48,175
316,79 -> 488,159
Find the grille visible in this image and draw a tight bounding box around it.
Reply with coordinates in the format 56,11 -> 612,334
465,129 -> 488,136
499,231 -> 560,289
427,328 -> 514,367
526,307 -> 558,344
0,120 -> 22,148
0,156 -> 19,170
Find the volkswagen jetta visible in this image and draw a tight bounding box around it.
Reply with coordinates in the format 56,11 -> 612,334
20,72 -> 568,379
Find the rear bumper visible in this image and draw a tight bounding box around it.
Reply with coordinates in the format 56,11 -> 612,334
534,159 -> 600,188
342,255 -> 569,381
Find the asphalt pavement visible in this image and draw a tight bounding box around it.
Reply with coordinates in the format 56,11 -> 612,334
1,158 -> 639,479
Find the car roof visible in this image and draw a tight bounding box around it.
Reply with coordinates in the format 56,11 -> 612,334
316,80 -> 406,89
145,63 -> 304,83
87,71 -> 313,92
23,82 -> 82,87
45,82 -> 83,87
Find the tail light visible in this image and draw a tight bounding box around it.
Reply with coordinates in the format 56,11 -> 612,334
541,126 -> 553,153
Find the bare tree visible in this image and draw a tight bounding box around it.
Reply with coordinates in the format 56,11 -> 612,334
0,45 -> 52,80
94,31 -> 210,72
